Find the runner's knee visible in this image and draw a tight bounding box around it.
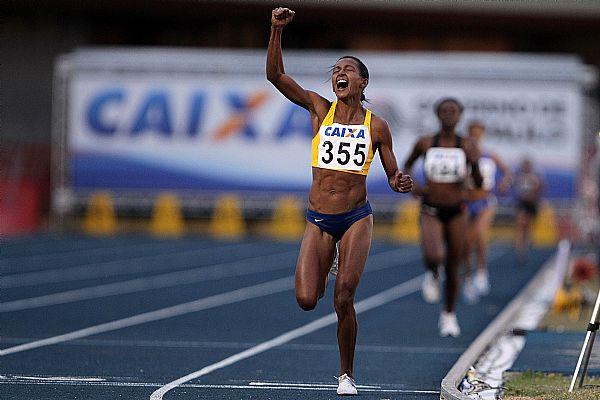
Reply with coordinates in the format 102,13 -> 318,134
334,280 -> 356,314
296,293 -> 318,311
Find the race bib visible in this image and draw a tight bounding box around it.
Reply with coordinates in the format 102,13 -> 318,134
317,123 -> 370,172
424,147 -> 467,183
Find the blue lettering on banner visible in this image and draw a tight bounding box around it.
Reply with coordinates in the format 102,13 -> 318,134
276,104 -> 313,139
356,129 -> 365,139
86,89 -> 125,135
226,91 -> 257,139
131,91 -> 173,136
85,88 -> 323,141
187,91 -> 206,137
331,127 -> 340,137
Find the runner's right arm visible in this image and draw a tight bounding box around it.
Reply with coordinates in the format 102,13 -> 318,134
403,137 -> 428,197
266,8 -> 330,117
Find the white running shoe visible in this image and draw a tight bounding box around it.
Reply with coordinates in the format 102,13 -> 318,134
474,270 -> 490,296
337,373 -> 358,396
422,271 -> 441,303
330,242 -> 339,276
439,311 -> 461,337
462,278 -> 479,305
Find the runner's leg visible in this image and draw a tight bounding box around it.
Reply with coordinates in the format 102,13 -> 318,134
295,223 -> 336,311
334,215 -> 373,377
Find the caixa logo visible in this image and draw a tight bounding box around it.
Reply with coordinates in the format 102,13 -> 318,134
85,88 -> 313,141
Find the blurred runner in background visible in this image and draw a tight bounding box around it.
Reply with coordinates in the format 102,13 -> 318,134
462,121 -> 512,304
404,98 -> 482,337
514,158 -> 544,263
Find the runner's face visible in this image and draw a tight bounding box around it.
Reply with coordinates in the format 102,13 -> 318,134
332,58 -> 366,101
468,126 -> 485,144
437,101 -> 462,129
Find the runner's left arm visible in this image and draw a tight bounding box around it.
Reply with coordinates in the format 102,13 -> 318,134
373,116 -> 413,193
464,137 -> 483,188
492,153 -> 512,193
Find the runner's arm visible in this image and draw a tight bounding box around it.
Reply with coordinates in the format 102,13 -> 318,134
403,137 -> 427,196
492,153 -> 512,193
373,117 -> 412,193
464,137 -> 483,188
266,8 -> 329,115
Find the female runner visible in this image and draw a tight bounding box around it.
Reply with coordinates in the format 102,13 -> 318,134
403,98 -> 481,337
267,7 -> 413,395
514,158 -> 544,262
463,121 -> 512,303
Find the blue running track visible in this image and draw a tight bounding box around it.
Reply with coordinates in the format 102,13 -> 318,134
0,234 -> 553,399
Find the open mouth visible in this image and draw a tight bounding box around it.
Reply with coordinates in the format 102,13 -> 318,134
336,79 -> 349,90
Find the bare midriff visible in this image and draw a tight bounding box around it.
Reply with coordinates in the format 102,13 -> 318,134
424,182 -> 466,206
308,167 -> 367,214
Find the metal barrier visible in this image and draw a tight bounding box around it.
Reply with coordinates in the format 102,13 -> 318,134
440,240 -> 571,400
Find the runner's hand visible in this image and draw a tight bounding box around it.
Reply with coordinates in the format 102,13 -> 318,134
392,171 -> 413,193
271,7 -> 295,28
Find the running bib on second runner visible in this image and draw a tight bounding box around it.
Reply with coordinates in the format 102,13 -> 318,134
424,147 -> 467,183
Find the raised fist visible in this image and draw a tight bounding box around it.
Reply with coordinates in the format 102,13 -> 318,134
271,7 -> 295,28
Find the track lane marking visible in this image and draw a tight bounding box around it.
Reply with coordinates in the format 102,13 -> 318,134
149,274 -> 424,400
0,249 -> 420,356
0,337 -> 466,353
0,237 -> 196,266
1,242 -> 284,288
1,247 -> 418,311
0,277 -> 294,356
0,375 -> 439,393
0,250 -> 298,312
0,239 -> 216,271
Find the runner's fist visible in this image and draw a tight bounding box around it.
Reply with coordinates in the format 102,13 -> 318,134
271,7 -> 295,28
392,171 -> 413,193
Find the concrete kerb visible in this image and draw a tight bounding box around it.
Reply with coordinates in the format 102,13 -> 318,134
439,240 -> 571,400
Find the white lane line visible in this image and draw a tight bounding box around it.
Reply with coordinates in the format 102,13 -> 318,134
0,239 -> 207,271
183,384 -> 439,394
0,375 -> 439,394
0,251 -> 297,312
248,381 -> 381,388
0,277 -> 294,357
1,247 -> 417,312
0,337 -> 465,354
0,248 -> 418,356
149,274 -> 424,400
0,380 -> 439,394
0,238 -> 173,268
0,237 -> 95,258
1,242 -> 276,288
7,375 -> 106,382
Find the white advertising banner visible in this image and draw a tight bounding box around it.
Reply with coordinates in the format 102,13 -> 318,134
65,49 -> 585,198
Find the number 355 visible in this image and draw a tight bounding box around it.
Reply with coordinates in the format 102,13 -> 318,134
322,141 -> 366,166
